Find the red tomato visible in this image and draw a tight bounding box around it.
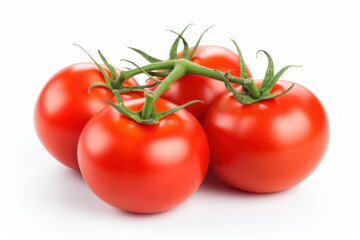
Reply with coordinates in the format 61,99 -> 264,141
78,98 -> 209,213
152,45 -> 252,124
203,80 -> 329,193
34,63 -> 140,170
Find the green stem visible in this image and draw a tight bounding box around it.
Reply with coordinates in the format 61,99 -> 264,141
119,59 -> 246,85
120,60 -> 178,82
118,58 -> 261,100
153,61 -> 187,100
141,92 -> 155,119
244,79 -> 261,99
184,60 -> 246,84
184,60 -> 261,99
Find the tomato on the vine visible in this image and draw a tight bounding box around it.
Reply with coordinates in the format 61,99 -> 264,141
34,63 -> 140,170
204,80 -> 329,193
78,98 -> 209,213
151,45 -> 252,123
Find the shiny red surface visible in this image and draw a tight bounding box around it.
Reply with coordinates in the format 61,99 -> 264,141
204,80 -> 329,193
152,45 -> 252,124
78,98 -> 209,213
34,63 -> 140,170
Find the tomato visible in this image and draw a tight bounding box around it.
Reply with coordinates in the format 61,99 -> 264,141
203,80 -> 329,193
77,98 -> 209,213
151,45 -> 252,124
34,63 -> 140,170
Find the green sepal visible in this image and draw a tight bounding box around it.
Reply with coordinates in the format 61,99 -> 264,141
260,83 -> 295,100
121,59 -> 162,85
231,40 -> 249,79
88,82 -> 112,94
117,82 -> 158,93
146,70 -> 171,85
265,65 -> 301,93
257,50 -> 275,93
189,25 -> 215,59
104,90 -> 144,123
169,24 -> 193,60
147,71 -> 170,77
137,82 -> 158,89
145,77 -> 162,84
98,50 -> 118,80
128,47 -> 162,63
73,44 -> 112,85
155,100 -> 203,119
168,30 -> 190,59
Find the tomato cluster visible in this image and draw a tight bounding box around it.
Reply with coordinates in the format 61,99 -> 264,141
34,29 -> 329,214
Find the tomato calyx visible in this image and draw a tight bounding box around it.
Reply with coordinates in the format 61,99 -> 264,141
215,40 -> 301,104
74,44 -> 156,94
105,59 -> 204,125
123,24 -> 215,89
126,24 -> 214,73
105,90 -> 203,125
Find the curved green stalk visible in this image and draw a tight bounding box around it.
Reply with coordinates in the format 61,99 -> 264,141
153,62 -> 187,100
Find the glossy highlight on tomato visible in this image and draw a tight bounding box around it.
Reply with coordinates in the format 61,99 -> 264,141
34,63 -> 140,170
204,80 -> 329,193
78,98 -> 209,213
154,45 -> 252,124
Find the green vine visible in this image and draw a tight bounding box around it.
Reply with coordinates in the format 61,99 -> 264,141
77,25 -> 300,125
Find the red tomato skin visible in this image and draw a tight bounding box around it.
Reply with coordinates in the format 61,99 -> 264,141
203,80 -> 329,193
78,98 -> 209,213
34,63 -> 140,170
151,45 -> 252,124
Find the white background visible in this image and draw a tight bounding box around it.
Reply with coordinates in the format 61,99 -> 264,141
1,0 -> 359,239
